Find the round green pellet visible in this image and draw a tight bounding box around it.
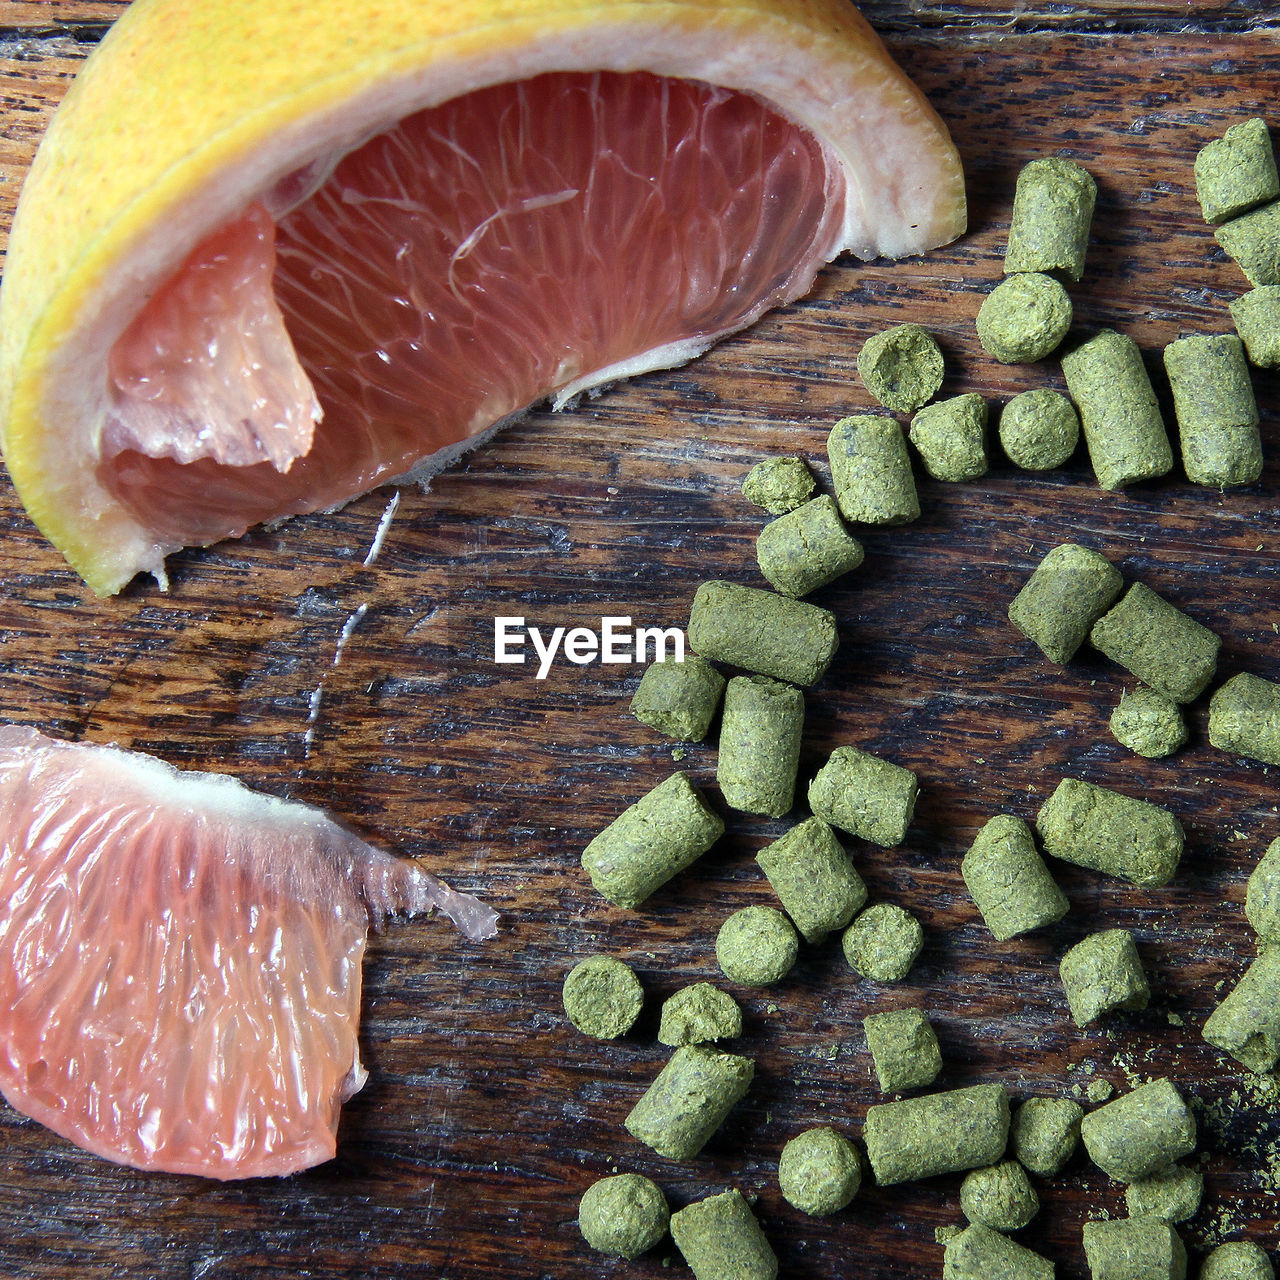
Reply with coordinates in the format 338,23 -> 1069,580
842,903 -> 923,982
778,1127 -> 862,1216
998,389 -> 1079,470
1202,1241 -> 1275,1280
716,905 -> 799,987
579,1173 -> 669,1258
960,1160 -> 1039,1232
1110,687 -> 1188,758
857,324 -> 945,413
976,273 -> 1073,363
562,955 -> 643,1039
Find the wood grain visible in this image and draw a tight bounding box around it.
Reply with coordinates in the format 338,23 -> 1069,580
2,7 -> 1280,1280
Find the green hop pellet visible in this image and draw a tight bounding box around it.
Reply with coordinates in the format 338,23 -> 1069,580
827,415 -> 921,526
858,323 -> 945,413
625,1044 -> 754,1161
864,1007 -> 942,1093
1163,334 -> 1262,487
777,1126 -> 862,1216
1217,200 -> 1280,286
908,393 -> 990,482
1036,777 -> 1184,888
1061,329 -> 1174,489
1126,1163 -> 1203,1224
864,1083 -> 1010,1186
687,580 -> 838,687
959,1160 -> 1039,1232
944,1223 -> 1054,1280
630,655 -> 726,742
1086,1080 -> 1115,1105
562,955 -> 644,1039
1203,948 -> 1280,1073
1011,1096 -> 1083,1176
843,903 -> 924,983
716,905 -> 799,987
1246,837 -> 1280,942
1082,1218 -> 1187,1280
999,388 -> 1080,470
717,675 -> 804,818
742,456 -> 817,514
937,1225 -> 966,1246
1196,118 -> 1280,224
977,272 -> 1073,363
1008,541 -> 1123,665
578,1173 -> 669,1258
1230,286 -> 1280,368
961,813 -> 1069,941
1110,687 -> 1188,758
669,1189 -> 778,1280
1005,156 -> 1097,282
1059,929 -> 1150,1027
756,495 -> 865,598
1079,1079 -> 1196,1182
1091,583 -> 1221,704
1201,1242 -> 1276,1280
756,816 -> 867,944
581,772 -> 724,908
1210,672 -> 1280,766
808,744 -> 919,847
658,983 -> 743,1047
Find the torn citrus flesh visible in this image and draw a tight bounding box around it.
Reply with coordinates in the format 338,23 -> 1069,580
0,0 -> 965,595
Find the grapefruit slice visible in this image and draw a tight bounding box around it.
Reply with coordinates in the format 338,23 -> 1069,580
0,0 -> 966,594
0,725 -> 498,1179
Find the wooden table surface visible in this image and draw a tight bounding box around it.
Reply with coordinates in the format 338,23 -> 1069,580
3,2 -> 1280,1277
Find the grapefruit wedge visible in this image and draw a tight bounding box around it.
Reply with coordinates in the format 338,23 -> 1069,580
0,725 -> 498,1179
0,0 -> 966,594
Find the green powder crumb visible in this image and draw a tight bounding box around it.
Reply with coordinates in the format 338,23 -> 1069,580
1086,1079 -> 1116,1105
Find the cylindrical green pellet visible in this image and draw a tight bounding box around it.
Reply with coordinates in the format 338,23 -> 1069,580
1210,672 -> 1280,765
1126,1164 -> 1204,1224
669,1189 -> 778,1280
1062,329 -> 1174,489
1201,1241 -> 1276,1280
858,323 -> 945,413
843,903 -> 924,982
864,1007 -> 942,1092
1216,201 -> 1280,287
562,955 -> 644,1039
1011,1096 -> 1083,1176
1246,836 -> 1280,942
624,1045 -> 754,1161
716,905 -> 799,987
1079,1079 -> 1196,1181
717,675 -> 803,817
1230,286 -> 1280,368
1008,542 -> 1123,665
961,813 -> 1069,941
778,1126 -> 862,1216
756,495 -> 865,598
578,1173 -> 670,1258
944,1224 -> 1053,1280
908,393 -> 989,482
756,816 -> 867,944
658,983 -> 742,1047
1110,687 -> 1188,758
1082,1219 -> 1187,1280
959,1160 -> 1039,1232
1203,948 -> 1280,1073
1004,157 -> 1097,282
581,772 -> 724,908
742,456 -> 817,514
863,1083 -> 1010,1186
687,580 -> 838,687
1036,777 -> 1184,888
1090,583 -> 1221,704
1163,335 -> 1262,487
1059,928 -> 1150,1026
808,745 -> 919,847
999,388 -> 1080,470
827,415 -> 920,526
977,272 -> 1073,363
630,654 -> 726,741
1196,118 -> 1280,225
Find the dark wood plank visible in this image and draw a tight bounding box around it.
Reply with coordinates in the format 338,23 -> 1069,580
1,13 -> 1280,1280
